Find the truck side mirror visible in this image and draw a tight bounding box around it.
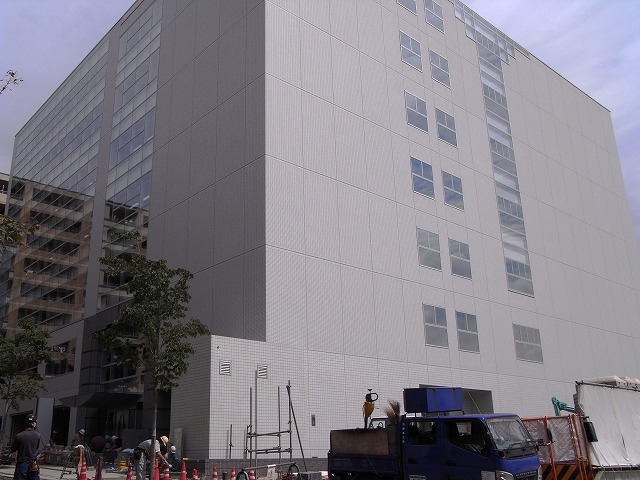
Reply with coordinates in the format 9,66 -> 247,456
583,421 -> 598,442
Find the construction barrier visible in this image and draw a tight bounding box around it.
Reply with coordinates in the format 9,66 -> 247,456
523,415 -> 594,480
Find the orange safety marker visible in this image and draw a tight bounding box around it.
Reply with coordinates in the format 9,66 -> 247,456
179,462 -> 188,480
163,467 -> 171,480
249,470 -> 255,480
154,459 -> 160,480
193,470 -> 199,480
79,457 -> 87,480
126,464 -> 134,480
212,467 -> 218,480
230,468 -> 236,480
95,457 -> 103,480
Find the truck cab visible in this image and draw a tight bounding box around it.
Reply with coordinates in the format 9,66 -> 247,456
403,413 -> 540,480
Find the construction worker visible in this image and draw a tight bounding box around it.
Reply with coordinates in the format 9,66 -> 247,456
134,436 -> 170,480
165,446 -> 180,471
69,429 -> 85,474
10,414 -> 42,480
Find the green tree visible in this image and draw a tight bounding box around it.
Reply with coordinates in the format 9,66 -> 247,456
95,253 -> 210,463
0,215 -> 37,255
0,318 -> 51,447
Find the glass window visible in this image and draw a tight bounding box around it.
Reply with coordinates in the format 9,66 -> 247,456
411,157 -> 434,198
436,108 -> 457,146
400,31 -> 422,70
505,258 -> 534,296
408,421 -> 437,445
449,238 -> 472,279
405,91 -> 428,132
456,311 -> 479,353
512,324 -> 543,362
425,0 -> 445,32
442,171 -> 464,209
417,227 -> 441,270
397,0 -> 417,14
429,50 -> 450,87
446,419 -> 489,456
423,304 -> 448,347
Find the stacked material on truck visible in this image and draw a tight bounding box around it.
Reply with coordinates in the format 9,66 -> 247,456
576,378 -> 640,471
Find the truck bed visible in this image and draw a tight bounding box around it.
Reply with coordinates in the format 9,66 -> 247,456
328,428 -> 399,477
328,452 -> 400,477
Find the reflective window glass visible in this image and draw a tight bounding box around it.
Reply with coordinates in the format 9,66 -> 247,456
449,238 -> 472,279
442,171 -> 464,209
436,108 -> 457,146
456,311 -> 479,353
423,304 -> 448,347
417,227 -> 441,270
397,0 -> 417,14
400,31 -> 423,70
425,0 -> 445,32
411,157 -> 434,198
405,91 -> 428,131
513,324 -> 543,362
429,50 -> 450,87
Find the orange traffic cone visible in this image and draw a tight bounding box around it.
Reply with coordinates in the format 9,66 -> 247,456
249,470 -> 255,480
179,463 -> 187,480
163,467 -> 171,480
154,459 -> 160,480
126,464 -> 133,480
230,468 -> 236,480
95,457 -> 103,480
212,467 -> 218,480
79,457 -> 87,480
193,470 -> 199,480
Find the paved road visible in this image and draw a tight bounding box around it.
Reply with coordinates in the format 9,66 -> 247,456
0,464 -> 130,480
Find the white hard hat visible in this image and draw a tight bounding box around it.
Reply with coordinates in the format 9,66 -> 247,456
170,446 -> 176,453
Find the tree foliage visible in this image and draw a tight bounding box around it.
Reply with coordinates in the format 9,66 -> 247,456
95,254 -> 210,391
0,318 -> 51,445
0,70 -> 23,95
0,215 -> 37,254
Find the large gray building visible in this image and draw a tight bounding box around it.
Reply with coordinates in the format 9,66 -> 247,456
2,0 -> 639,460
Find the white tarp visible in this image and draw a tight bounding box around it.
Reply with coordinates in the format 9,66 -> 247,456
576,382 -> 640,467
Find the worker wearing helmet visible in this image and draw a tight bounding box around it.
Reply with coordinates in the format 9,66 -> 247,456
134,436 -> 170,480
165,445 -> 181,471
10,414 -> 42,480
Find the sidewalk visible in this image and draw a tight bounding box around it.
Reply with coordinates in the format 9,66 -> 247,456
0,464 -> 128,480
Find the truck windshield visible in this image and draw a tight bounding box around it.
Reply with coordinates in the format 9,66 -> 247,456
486,416 -> 535,451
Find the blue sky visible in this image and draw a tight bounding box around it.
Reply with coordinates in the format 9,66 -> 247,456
1,0 -> 639,244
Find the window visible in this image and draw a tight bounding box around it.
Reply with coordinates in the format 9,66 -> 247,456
436,109 -> 457,146
405,91 -> 428,132
425,0 -> 444,32
429,50 -> 450,87
449,239 -> 471,278
505,258 -> 534,296
411,157 -> 434,198
400,31 -> 422,70
408,421 -> 437,445
513,324 -> 543,362
417,227 -> 441,270
442,171 -> 464,209
423,304 -> 448,347
446,420 -> 489,456
397,0 -> 417,14
456,312 -> 479,352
